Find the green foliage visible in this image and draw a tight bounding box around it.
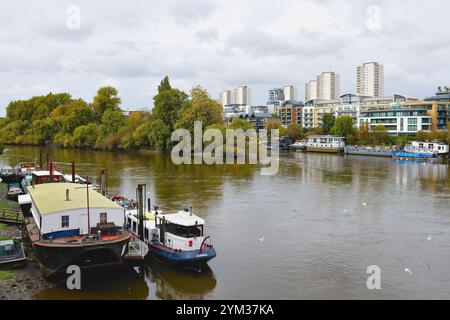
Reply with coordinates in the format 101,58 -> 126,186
330,116 -> 354,137
158,76 -> 172,93
147,119 -> 171,151
175,86 -> 223,133
322,113 -> 335,134
92,86 -> 121,121
287,123 -> 303,140
229,118 -> 254,131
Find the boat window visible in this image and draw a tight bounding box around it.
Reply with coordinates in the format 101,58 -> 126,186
100,212 -> 107,224
132,221 -> 137,232
61,216 -> 69,228
144,228 -> 149,240
165,223 -> 203,238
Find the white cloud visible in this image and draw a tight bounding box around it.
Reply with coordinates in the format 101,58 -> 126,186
1,0 -> 449,116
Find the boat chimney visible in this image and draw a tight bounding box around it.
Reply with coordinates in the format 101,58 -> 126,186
189,206 -> 193,216
137,184 -> 145,240
147,198 -> 151,213
66,189 -> 70,201
71,162 -> 76,184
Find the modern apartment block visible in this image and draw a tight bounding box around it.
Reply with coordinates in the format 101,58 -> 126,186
275,101 -> 304,126
305,72 -> 340,101
219,90 -> 232,106
267,85 -> 298,114
305,80 -> 318,101
357,62 -> 384,97
219,86 -> 252,106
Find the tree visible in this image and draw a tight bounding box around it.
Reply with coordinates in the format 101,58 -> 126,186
152,77 -> 188,133
229,118 -> 253,131
322,114 -> 335,134
92,86 -> 121,121
175,86 -> 223,133
147,119 -> 171,151
287,123 -> 303,140
73,123 -> 99,148
158,76 -> 172,93
371,126 -> 390,145
331,116 -> 354,137
99,109 -> 125,138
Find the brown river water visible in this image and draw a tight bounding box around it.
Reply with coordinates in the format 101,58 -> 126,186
1,145 -> 450,299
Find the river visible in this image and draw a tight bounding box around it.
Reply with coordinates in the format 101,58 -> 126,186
1,145 -> 450,299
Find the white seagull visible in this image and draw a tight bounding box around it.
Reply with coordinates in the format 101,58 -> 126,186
405,268 -> 413,274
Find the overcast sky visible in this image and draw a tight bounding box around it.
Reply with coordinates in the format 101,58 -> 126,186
1,0 -> 449,116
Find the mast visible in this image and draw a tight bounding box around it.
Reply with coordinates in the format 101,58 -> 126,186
86,175 -> 91,236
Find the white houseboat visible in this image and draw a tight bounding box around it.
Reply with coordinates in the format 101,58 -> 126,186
307,136 -> 346,153
18,183 -> 133,278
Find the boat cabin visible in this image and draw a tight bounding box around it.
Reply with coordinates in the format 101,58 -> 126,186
307,136 -> 346,148
0,166 -> 13,176
26,183 -> 125,240
409,141 -> 449,155
156,210 -> 206,251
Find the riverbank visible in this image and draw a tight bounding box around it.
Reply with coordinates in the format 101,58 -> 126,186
0,184 -> 54,300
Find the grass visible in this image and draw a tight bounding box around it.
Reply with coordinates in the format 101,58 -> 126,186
0,223 -> 7,231
0,271 -> 15,281
0,236 -> 12,241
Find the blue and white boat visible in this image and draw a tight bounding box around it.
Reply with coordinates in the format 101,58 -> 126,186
393,141 -> 449,162
126,207 -> 216,272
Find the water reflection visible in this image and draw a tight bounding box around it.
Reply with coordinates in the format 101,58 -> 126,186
144,258 -> 217,300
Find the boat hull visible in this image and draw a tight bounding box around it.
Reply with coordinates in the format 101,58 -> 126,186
149,243 -> 216,272
393,151 -> 438,162
32,236 -> 131,278
307,146 -> 344,154
345,148 -> 394,158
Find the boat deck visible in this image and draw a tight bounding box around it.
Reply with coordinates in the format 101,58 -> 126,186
25,217 -> 132,246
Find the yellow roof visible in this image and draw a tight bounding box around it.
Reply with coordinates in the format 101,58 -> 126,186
28,183 -> 122,215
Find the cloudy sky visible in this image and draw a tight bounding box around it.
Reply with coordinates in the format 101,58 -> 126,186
1,0 -> 449,116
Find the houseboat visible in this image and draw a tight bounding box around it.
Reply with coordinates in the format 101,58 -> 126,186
307,136 -> 346,153
393,141 -> 449,162
0,166 -> 16,184
15,162 -> 40,177
18,183 -> 133,278
21,170 -> 65,193
126,207 -> 216,272
345,146 -> 397,158
0,239 -> 27,269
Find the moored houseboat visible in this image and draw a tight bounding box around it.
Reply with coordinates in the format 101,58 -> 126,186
126,207 -> 216,272
345,146 -> 397,158
18,183 -> 133,278
307,136 -> 346,153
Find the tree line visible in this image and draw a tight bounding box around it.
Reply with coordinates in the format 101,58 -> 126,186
0,77 -> 223,151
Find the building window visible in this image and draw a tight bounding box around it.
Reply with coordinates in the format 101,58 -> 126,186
100,212 -> 108,224
61,216 -> 69,228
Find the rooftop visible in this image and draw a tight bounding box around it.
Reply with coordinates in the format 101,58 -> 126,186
160,210 -> 205,227
28,183 -> 122,215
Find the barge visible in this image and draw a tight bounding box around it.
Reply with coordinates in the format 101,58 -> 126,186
19,183 -> 133,278
345,146 -> 396,158
307,136 -> 345,154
